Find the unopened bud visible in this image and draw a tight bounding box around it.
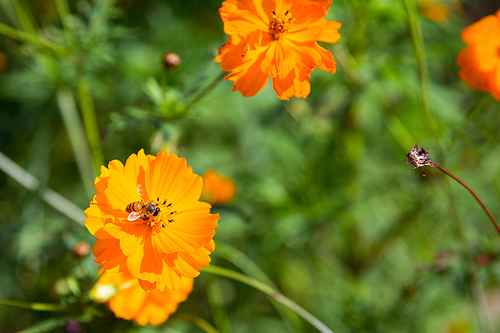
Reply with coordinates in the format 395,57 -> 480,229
73,241 -> 90,258
162,52 -> 181,69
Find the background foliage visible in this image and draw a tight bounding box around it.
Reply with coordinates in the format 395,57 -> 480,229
1,0 -> 500,332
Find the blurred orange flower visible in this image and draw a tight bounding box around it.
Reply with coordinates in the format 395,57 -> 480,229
92,270 -> 193,326
215,0 -> 341,100
419,0 -> 449,23
457,10 -> 500,100
418,0 -> 462,23
201,169 -> 237,205
84,150 -> 219,292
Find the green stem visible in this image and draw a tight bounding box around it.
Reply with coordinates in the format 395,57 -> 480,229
215,242 -> 276,287
190,71 -> 226,104
77,76 -> 104,174
10,0 -> 37,34
214,242 -> 303,332
201,265 -> 334,333
432,163 -> 500,237
173,313 -> 221,333
207,278 -> 232,333
18,318 -> 67,333
88,0 -> 116,43
402,0 -> 438,139
0,22 -> 66,55
55,0 -> 76,46
0,299 -> 68,312
56,88 -> 96,198
0,150 -> 86,224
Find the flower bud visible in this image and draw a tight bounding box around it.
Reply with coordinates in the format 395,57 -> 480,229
72,241 -> 90,258
162,52 -> 181,69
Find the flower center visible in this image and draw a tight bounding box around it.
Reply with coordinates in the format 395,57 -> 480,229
125,198 -> 177,228
269,10 -> 294,39
151,197 -> 177,228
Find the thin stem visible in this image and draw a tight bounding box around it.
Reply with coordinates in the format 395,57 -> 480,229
0,150 -> 86,224
201,265 -> 334,333
0,22 -> 66,55
206,278 -> 232,333
215,242 -> 276,287
190,71 -> 226,104
77,76 -> 104,174
88,0 -> 116,43
10,0 -> 37,34
432,163 -> 500,236
402,0 -> 438,139
55,0 -> 76,46
173,313 -> 221,333
214,242 -> 303,332
56,88 -> 97,198
0,299 -> 69,312
17,318 -> 67,333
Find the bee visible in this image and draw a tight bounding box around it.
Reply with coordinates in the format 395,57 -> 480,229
125,200 -> 160,222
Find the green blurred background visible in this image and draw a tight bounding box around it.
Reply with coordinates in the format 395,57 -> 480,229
1,0 -> 500,332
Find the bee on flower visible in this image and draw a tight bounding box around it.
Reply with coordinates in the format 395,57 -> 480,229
215,0 -> 341,100
84,150 -> 219,292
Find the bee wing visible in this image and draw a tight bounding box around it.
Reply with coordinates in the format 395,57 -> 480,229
127,211 -> 143,221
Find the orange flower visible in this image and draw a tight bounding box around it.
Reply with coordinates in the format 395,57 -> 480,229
418,0 -> 462,23
215,0 -> 341,100
419,0 -> 449,23
92,271 -> 193,326
201,169 -> 237,205
84,150 -> 219,292
457,10 -> 500,100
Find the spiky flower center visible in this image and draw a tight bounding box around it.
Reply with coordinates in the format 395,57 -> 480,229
149,197 -> 177,228
269,10 -> 295,39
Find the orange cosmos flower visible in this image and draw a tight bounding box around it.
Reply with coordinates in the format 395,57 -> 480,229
92,270 -> 194,326
215,0 -> 341,100
201,169 -> 237,205
457,10 -> 500,100
419,0 -> 449,23
418,0 -> 462,23
84,149 -> 219,292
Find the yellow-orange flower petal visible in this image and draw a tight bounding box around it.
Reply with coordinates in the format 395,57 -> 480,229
457,10 -> 500,100
84,150 -> 219,292
215,0 -> 341,100
94,271 -> 193,326
201,169 -> 237,205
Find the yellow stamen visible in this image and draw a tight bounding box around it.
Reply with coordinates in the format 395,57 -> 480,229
148,197 -> 177,228
269,10 -> 295,39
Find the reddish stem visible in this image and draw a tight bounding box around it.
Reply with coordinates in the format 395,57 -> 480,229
431,162 -> 500,237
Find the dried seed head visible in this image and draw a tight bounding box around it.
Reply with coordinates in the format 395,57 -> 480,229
405,143 -> 437,177
405,143 -> 434,169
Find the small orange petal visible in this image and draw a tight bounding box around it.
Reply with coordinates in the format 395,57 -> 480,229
462,14 -> 500,45
261,39 -> 297,79
289,19 -> 341,44
99,271 -> 194,326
